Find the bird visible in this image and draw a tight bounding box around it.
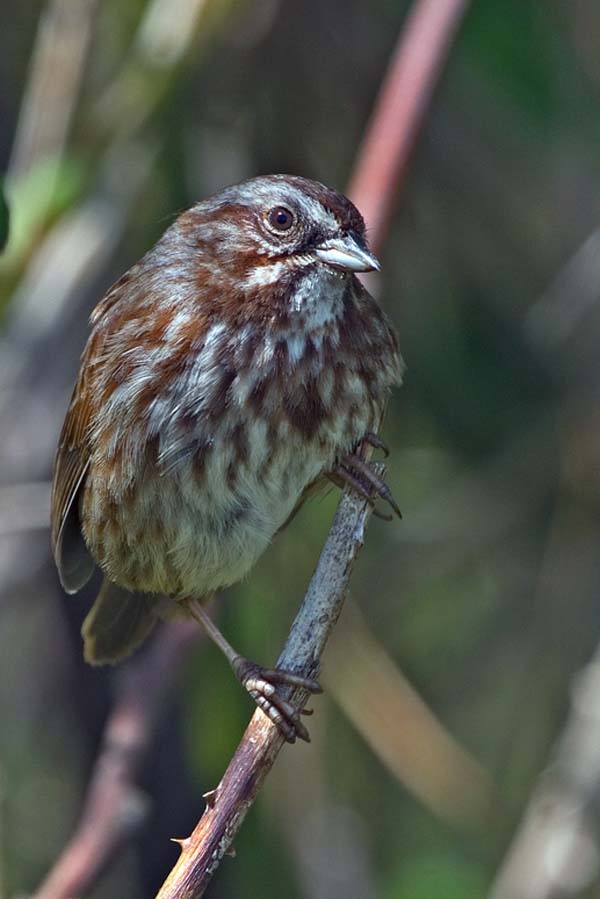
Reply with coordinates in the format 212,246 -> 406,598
51,174 -> 403,741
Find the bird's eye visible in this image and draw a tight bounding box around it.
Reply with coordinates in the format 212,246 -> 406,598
267,206 -> 295,232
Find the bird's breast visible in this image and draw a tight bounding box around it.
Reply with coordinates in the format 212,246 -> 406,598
83,293 -> 393,597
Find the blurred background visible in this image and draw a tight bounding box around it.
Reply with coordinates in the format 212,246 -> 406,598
2,0 -> 600,896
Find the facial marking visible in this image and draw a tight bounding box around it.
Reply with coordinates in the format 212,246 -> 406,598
243,260 -> 289,290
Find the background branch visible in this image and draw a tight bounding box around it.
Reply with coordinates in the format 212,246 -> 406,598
32,619 -> 200,899
324,601 -> 495,829
489,637 -> 600,899
347,0 -> 470,250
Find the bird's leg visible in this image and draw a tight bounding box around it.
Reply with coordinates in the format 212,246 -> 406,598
186,599 -> 321,743
329,434 -> 402,520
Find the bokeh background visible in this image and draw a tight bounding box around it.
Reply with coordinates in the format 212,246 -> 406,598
2,1 -> 600,896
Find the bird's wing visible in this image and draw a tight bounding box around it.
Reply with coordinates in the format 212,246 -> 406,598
50,340 -> 98,594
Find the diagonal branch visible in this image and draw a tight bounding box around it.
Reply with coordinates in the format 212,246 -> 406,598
324,601 -> 496,829
33,618 -> 201,899
155,469 -> 381,898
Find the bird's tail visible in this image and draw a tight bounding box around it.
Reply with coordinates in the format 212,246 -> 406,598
82,578 -> 160,665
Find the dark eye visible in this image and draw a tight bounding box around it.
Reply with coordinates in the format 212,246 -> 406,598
267,206 -> 295,231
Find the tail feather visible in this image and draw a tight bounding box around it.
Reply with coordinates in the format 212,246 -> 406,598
82,579 -> 159,665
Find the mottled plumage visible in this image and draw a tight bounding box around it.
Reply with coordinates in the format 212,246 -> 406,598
51,175 -> 402,735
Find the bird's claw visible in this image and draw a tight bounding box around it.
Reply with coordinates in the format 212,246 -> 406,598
336,450 -> 402,519
361,431 -> 390,458
232,657 -> 321,743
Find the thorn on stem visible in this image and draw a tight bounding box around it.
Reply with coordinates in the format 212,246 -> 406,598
171,836 -> 191,851
203,788 -> 218,809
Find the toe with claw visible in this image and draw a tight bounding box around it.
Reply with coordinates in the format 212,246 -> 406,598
330,437 -> 402,520
232,656 -> 322,743
361,431 -> 390,458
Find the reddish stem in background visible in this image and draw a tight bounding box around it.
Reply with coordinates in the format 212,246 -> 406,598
348,0 -> 470,252
33,620 -> 200,899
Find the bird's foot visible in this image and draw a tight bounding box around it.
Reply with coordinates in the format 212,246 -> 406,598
334,444 -> 402,521
231,656 -> 322,743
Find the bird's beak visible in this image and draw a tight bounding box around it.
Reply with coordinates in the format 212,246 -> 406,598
314,232 -> 381,273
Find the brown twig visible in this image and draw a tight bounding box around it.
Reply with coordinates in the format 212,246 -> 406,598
33,619 -> 200,899
154,470 -> 381,898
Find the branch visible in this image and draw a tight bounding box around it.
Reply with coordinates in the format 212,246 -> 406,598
155,470 -> 380,898
348,0 -> 470,251
32,619 -> 200,899
324,601 -> 496,829
489,638 -> 600,899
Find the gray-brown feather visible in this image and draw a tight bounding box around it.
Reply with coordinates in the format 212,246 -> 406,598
54,474 -> 95,594
82,579 -> 160,665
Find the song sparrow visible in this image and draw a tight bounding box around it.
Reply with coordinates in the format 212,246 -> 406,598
51,174 -> 403,741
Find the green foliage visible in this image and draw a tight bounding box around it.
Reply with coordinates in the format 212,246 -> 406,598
0,156 -> 85,291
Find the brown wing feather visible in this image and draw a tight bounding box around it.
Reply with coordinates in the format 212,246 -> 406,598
51,338 -> 99,593
82,579 -> 160,665
51,268 -> 147,593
